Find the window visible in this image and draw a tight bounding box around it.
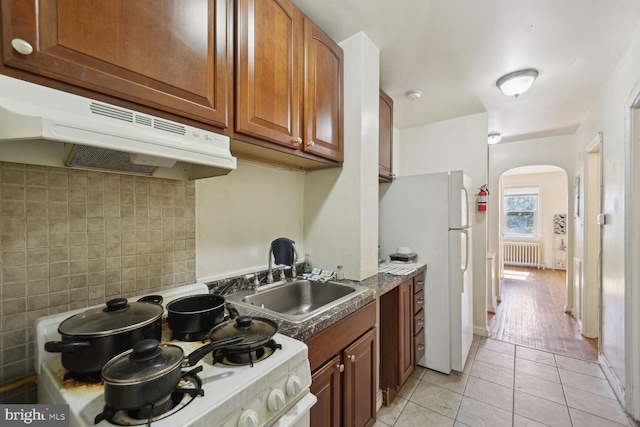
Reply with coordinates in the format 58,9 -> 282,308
503,186 -> 539,237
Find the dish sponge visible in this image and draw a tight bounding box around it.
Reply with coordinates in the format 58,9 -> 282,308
302,268 -> 336,283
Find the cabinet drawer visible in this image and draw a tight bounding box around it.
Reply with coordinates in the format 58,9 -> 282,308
413,289 -> 424,313
413,273 -> 425,294
414,309 -> 424,333
414,329 -> 425,363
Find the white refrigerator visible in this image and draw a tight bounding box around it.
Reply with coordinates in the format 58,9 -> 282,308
379,171 -> 473,374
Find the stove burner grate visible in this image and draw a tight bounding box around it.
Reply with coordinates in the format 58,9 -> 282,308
170,330 -> 210,342
63,370 -> 102,383
214,339 -> 282,367
94,366 -> 204,426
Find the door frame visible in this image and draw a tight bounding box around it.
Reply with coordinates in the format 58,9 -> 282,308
623,79 -> 640,419
581,133 -> 602,339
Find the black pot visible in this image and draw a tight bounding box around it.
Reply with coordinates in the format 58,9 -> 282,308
208,315 -> 278,352
166,294 -> 226,334
44,298 -> 163,375
101,336 -> 243,411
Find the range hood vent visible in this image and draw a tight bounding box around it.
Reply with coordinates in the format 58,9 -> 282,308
66,145 -> 157,176
0,75 -> 237,180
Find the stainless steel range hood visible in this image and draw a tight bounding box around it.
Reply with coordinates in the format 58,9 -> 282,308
0,75 -> 237,180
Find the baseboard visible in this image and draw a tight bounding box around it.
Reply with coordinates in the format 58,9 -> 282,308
473,326 -> 489,337
599,353 -> 626,407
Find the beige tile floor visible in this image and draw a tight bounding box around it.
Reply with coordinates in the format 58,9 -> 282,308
375,336 -> 638,427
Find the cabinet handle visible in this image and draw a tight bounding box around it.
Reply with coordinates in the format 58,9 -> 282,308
336,363 -> 344,373
294,137 -> 302,146
348,354 -> 356,363
307,140 -> 315,148
416,298 -> 424,306
417,343 -> 425,351
417,319 -> 424,326
416,281 -> 424,286
11,38 -> 33,55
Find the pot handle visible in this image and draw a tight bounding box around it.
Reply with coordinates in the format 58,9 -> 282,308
226,303 -> 240,320
137,295 -> 163,305
44,340 -> 91,353
186,336 -> 244,367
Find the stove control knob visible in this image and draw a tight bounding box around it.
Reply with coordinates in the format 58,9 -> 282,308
267,389 -> 286,412
286,375 -> 303,396
238,409 -> 259,427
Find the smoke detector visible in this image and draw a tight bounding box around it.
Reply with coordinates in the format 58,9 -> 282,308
405,90 -> 422,101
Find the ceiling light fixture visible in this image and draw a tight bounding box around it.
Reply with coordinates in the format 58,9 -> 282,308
405,90 -> 422,101
488,132 -> 502,145
496,69 -> 538,97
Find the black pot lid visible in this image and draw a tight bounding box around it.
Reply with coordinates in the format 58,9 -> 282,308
102,339 -> 184,384
58,298 -> 163,337
209,316 -> 277,345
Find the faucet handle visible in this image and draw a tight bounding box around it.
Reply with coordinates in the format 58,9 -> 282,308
278,267 -> 286,281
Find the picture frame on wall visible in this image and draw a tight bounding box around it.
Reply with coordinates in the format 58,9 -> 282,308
574,176 -> 580,218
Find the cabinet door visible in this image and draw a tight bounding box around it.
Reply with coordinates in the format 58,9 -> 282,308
378,90 -> 393,181
399,280 -> 415,385
310,355 -> 342,427
235,0 -> 302,148
1,0 -> 231,128
303,19 -> 343,162
343,328 -> 376,427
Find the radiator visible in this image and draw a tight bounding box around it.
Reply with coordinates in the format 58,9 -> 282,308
503,240 -> 542,268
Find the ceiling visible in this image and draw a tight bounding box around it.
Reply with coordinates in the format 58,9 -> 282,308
291,0 -> 640,143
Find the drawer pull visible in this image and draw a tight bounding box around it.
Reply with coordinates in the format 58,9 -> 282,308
416,298 -> 424,305
12,38 -> 33,55
416,281 -> 424,285
417,319 -> 424,326
337,363 -> 344,373
348,354 -> 356,363
417,344 -> 425,351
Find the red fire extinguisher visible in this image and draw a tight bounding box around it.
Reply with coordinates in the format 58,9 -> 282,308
477,185 -> 489,212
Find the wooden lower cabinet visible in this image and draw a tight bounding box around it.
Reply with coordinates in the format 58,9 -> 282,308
380,271 -> 426,405
379,278 -> 414,404
307,302 -> 377,427
343,328 -> 377,427
310,355 -> 342,427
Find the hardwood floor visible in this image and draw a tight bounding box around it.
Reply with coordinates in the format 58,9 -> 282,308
488,266 -> 598,361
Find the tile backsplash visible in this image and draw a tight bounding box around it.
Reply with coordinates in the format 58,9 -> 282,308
0,162 -> 196,390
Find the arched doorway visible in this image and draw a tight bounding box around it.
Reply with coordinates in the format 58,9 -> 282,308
489,165 -> 597,360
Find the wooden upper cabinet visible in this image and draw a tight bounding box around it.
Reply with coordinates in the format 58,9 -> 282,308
379,89 -> 394,181
303,19 -> 344,162
235,0 -> 303,149
235,0 -> 343,164
1,0 -> 231,128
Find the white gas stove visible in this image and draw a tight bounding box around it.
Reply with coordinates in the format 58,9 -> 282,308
35,284 -> 316,427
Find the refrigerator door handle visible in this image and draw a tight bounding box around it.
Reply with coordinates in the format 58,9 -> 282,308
461,229 -> 470,285
461,187 -> 470,229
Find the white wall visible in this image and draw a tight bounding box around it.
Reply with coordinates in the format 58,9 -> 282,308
195,161 -> 305,279
571,17 -> 640,404
501,170 -> 567,269
303,32 -> 380,281
398,112 -> 489,334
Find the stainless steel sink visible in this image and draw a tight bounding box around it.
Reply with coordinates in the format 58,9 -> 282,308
226,279 -> 368,322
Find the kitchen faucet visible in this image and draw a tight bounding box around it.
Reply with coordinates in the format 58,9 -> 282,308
266,243 -> 298,284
